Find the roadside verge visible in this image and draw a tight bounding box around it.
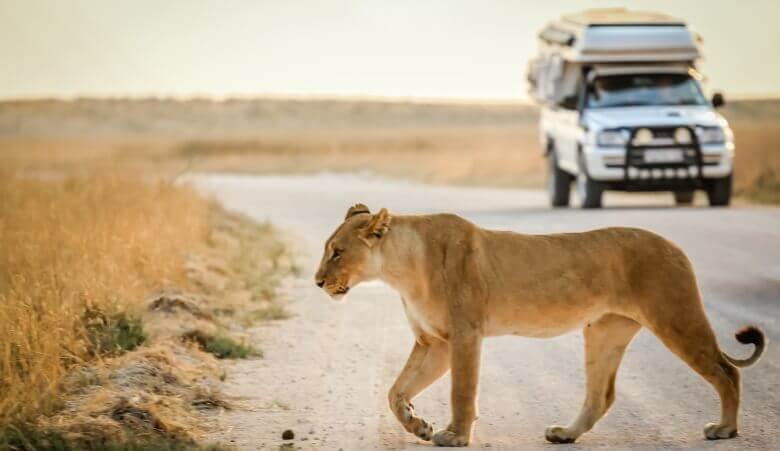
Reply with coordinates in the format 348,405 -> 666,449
0,171 -> 297,450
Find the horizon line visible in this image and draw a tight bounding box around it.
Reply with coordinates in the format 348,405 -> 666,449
0,92 -> 534,105
1,91 -> 779,105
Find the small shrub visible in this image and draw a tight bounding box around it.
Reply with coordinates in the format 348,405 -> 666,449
86,311 -> 147,357
183,331 -> 260,359
0,424 -> 70,451
202,336 -> 259,359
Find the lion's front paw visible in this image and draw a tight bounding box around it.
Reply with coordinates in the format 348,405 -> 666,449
397,401 -> 433,441
412,418 -> 433,441
545,425 -> 578,444
704,422 -> 738,440
432,429 -> 469,447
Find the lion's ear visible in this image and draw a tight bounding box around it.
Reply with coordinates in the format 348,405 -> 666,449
345,203 -> 371,220
364,208 -> 391,242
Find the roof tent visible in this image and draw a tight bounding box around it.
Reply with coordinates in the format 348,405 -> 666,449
528,8 -> 702,103
538,8 -> 701,63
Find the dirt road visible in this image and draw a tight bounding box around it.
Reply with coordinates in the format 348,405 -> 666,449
193,174 -> 780,450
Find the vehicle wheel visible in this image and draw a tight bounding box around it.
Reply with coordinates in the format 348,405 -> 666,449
674,190 -> 695,205
706,174 -> 732,207
548,150 -> 572,207
576,154 -> 603,209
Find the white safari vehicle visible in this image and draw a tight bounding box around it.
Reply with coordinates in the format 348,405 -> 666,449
528,9 -> 734,208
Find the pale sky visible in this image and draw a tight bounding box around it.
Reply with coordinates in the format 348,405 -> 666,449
1,0 -> 778,101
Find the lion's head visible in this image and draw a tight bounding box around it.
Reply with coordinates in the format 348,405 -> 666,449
315,203 -> 391,301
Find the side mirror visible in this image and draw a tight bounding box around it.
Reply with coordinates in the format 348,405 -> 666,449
560,95 -> 579,111
712,92 -> 725,108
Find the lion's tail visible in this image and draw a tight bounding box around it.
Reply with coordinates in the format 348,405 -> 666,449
722,326 -> 766,368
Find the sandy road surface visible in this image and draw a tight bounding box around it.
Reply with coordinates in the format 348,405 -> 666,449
192,174 -> 780,450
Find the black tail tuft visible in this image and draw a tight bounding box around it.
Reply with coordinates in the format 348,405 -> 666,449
735,326 -> 764,346
724,325 -> 766,368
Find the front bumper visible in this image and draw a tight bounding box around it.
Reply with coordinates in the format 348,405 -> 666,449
583,142 -> 734,186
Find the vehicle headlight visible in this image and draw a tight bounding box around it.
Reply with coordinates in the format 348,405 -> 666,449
674,127 -> 693,144
596,129 -> 629,147
695,126 -> 726,144
634,128 -> 654,145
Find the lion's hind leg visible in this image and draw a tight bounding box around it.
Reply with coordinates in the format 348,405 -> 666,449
546,314 -> 641,444
645,313 -> 741,440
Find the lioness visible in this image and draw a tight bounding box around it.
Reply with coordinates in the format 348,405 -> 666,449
315,204 -> 766,447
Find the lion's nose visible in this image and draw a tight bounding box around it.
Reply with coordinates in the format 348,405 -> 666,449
316,279 -> 325,288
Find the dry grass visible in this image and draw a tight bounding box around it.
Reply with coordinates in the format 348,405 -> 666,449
1,97 -> 778,201
730,120 -> 780,203
0,169 -> 296,448
0,125 -> 545,188
0,110 -> 301,447
247,304 -> 292,323
174,124 -> 545,187
0,171 -> 209,427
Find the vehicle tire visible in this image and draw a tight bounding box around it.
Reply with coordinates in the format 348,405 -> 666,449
576,154 -> 603,209
706,174 -> 732,207
548,150 -> 572,207
674,190 -> 695,205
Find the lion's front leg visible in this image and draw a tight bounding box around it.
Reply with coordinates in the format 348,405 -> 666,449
389,338 -> 450,441
432,332 -> 482,447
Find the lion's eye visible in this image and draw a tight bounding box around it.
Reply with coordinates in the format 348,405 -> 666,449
330,249 -> 342,261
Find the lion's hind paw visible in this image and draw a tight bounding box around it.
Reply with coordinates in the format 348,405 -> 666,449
704,422 -> 738,440
545,425 -> 578,444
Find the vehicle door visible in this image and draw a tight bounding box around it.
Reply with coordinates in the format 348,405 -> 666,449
549,90 -> 582,174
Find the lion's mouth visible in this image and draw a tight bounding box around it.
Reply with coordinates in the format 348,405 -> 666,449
333,286 -> 350,295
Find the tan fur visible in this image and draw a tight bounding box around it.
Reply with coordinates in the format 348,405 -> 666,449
315,205 -> 766,447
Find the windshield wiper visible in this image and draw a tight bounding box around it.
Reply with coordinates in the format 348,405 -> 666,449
672,101 -> 703,106
601,102 -> 653,108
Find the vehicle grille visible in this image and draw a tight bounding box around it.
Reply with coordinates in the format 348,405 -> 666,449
624,126 -> 704,181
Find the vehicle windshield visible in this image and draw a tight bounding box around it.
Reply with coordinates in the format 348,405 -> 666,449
586,73 -> 708,108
